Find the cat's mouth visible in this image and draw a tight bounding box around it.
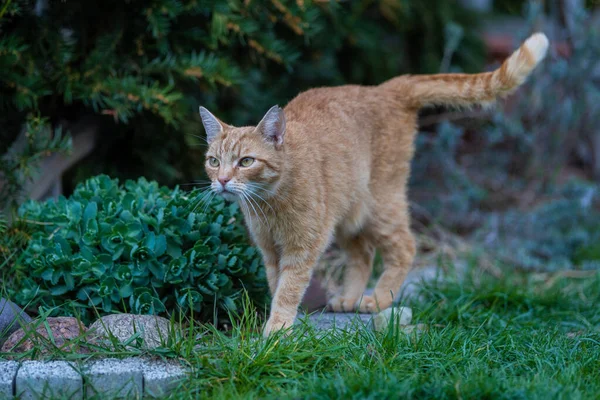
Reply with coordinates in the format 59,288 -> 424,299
212,181 -> 240,202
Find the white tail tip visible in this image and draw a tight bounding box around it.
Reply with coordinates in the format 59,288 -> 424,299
524,32 -> 549,64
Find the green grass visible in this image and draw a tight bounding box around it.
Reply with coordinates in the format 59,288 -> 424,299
2,267 -> 600,399
169,269 -> 600,399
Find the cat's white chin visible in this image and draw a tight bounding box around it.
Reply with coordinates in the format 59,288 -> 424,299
220,192 -> 238,202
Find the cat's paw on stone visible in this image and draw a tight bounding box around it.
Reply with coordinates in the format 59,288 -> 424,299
356,295 -> 393,313
327,296 -> 358,312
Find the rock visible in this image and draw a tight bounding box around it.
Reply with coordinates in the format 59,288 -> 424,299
298,312 -> 373,331
0,298 -> 32,345
372,306 -> 413,332
88,314 -> 171,350
1,316 -> 87,354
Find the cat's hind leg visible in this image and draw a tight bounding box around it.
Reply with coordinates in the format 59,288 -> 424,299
327,233 -> 374,312
356,200 -> 415,313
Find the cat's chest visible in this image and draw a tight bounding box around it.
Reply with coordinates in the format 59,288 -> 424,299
249,216 -> 286,243
245,210 -> 302,248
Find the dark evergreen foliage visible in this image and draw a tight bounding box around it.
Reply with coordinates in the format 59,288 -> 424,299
0,0 -> 484,204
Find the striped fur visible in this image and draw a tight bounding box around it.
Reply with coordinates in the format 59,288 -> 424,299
383,33 -> 549,108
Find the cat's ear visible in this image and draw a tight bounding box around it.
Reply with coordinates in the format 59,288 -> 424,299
199,106 -> 223,143
256,105 -> 286,148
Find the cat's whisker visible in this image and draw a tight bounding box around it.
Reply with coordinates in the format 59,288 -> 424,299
227,183 -> 274,224
184,187 -> 212,213
242,190 -> 270,227
250,183 -> 289,204
245,187 -> 276,215
245,182 -> 278,197
238,195 -> 252,227
247,194 -> 275,218
189,188 -> 215,215
238,190 -> 263,226
199,196 -> 212,215
199,191 -> 217,215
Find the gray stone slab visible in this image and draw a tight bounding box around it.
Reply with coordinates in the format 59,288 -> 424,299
142,360 -> 188,398
0,361 -> 19,398
298,312 -> 373,331
84,358 -> 143,398
0,298 -> 32,345
16,360 -> 82,400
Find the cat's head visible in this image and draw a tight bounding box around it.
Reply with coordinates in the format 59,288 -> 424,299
199,105 -> 286,202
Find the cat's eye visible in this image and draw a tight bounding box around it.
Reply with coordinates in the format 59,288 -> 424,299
239,157 -> 255,167
208,157 -> 220,167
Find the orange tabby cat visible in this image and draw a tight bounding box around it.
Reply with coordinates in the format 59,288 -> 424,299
199,33 -> 549,336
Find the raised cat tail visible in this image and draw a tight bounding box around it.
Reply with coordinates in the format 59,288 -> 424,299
383,33 -> 549,109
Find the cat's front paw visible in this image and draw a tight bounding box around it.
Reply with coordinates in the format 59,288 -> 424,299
356,295 -> 390,313
263,313 -> 293,337
327,296 -> 358,312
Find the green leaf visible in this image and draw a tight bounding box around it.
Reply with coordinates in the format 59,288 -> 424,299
67,202 -> 82,223
40,269 -> 53,281
152,235 -> 166,257
49,285 -> 69,295
102,297 -> 112,312
144,232 -> 156,249
83,202 -> 98,224
209,223 -> 221,237
119,284 -> 134,298
148,260 -> 165,280
125,222 -> 142,238
90,296 -> 102,306
64,273 -> 75,290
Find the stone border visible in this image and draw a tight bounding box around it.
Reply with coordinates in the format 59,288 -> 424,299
0,308 -> 419,398
0,313 -> 377,399
0,358 -> 188,399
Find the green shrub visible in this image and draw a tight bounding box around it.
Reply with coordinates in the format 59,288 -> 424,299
6,175 -> 267,324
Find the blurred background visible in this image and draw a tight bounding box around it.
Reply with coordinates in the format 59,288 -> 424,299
1,0 -> 599,274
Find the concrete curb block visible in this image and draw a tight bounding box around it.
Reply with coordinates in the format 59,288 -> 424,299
0,358 -> 188,399
0,361 -> 18,398
17,361 -> 82,400
142,359 -> 189,398
85,358 -> 144,398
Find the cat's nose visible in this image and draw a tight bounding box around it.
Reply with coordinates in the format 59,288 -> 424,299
218,177 -> 231,186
